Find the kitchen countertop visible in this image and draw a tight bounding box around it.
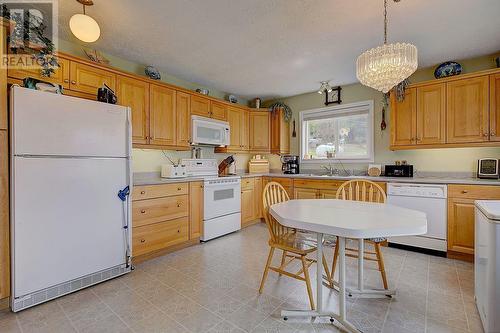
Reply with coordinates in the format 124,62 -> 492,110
134,171 -> 500,186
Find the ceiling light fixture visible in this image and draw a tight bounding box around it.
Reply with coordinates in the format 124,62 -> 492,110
318,81 -> 333,94
69,0 -> 101,43
356,0 -> 417,94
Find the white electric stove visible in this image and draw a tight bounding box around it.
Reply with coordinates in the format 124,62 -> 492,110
182,159 -> 241,241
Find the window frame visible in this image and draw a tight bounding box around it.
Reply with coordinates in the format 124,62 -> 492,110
299,100 -> 374,164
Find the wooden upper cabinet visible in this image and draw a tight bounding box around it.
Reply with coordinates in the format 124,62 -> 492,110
150,85 -> 176,146
116,76 -> 150,145
416,83 -> 446,145
191,95 -> 211,118
176,91 -> 191,147
8,57 -> 71,89
270,107 -> 290,155
69,61 -> 116,95
446,76 -> 489,143
490,74 -> 500,142
226,106 -> 242,149
211,101 -> 227,121
241,108 -> 250,150
390,87 -> 416,146
249,109 -> 270,152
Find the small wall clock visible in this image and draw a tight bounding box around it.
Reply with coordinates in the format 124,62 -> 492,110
325,86 -> 342,105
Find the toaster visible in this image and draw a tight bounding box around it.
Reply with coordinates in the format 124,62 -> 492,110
161,164 -> 187,178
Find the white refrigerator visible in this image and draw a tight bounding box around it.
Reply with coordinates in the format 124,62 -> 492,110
10,87 -> 132,312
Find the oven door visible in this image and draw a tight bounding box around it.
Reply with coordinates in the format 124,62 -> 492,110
204,180 -> 241,220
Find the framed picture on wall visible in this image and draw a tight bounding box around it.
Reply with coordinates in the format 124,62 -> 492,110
325,86 -> 342,105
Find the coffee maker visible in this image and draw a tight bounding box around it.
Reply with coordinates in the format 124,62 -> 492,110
281,155 -> 300,174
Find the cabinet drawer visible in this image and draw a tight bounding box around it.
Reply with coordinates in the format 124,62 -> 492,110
133,195 -> 189,227
241,177 -> 255,190
132,218 -> 189,257
448,185 -> 500,199
132,183 -> 188,201
293,178 -> 343,190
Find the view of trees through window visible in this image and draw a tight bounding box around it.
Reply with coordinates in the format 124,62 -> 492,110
303,113 -> 369,160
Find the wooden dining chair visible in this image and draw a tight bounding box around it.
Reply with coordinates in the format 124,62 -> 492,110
330,179 -> 389,290
259,181 -> 332,310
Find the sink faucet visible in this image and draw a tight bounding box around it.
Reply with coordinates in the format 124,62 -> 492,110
321,164 -> 339,176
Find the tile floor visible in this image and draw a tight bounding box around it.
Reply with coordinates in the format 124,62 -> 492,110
0,223 -> 482,333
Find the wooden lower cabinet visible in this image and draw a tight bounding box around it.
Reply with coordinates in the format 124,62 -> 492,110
241,177 -> 264,227
447,184 -> 500,256
189,182 -> 203,239
254,177 -> 263,219
132,183 -> 191,259
294,188 -> 319,199
132,218 -> 189,257
241,188 -> 256,226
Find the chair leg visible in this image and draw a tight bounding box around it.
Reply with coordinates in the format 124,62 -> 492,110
259,247 -> 275,293
331,236 -> 339,287
300,255 -> 315,310
279,250 -> 287,276
374,243 -> 388,290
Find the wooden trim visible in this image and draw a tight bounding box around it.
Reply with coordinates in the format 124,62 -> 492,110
242,218 -> 262,228
390,140 -> 500,150
131,238 -> 199,264
447,250 -> 473,262
0,296 -> 9,311
405,67 -> 500,89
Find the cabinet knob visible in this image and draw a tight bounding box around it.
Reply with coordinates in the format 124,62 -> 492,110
140,210 -> 146,214
140,191 -> 146,194
177,203 -> 181,207
462,190 -> 468,194
177,230 -> 180,233
140,239 -> 145,243
71,80 -> 76,84
63,79 -> 69,83
177,187 -> 182,191
483,133 -> 489,137
492,132 -> 496,136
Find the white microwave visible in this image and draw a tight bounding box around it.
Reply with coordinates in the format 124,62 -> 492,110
191,115 -> 230,146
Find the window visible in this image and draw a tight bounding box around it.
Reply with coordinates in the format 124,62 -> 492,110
300,101 -> 374,163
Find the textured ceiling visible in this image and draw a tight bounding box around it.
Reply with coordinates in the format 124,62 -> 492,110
58,0 -> 500,99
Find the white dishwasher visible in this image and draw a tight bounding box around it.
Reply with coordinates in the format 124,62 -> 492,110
387,183 -> 447,253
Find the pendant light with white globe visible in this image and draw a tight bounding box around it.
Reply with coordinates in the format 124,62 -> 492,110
69,0 -> 101,43
356,0 -> 417,94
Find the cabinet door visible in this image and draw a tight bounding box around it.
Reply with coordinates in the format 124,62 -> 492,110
0,131 -> 9,298
191,95 -> 211,118
294,188 -> 318,199
189,182 -> 203,239
254,177 -> 263,219
490,74 -> 500,141
211,101 -> 227,121
447,198 -> 475,254
8,57 -> 70,89
417,84 -> 446,145
446,76 -> 489,143
319,189 -> 337,199
176,91 -> 191,147
271,108 -> 290,154
226,106 -> 242,149
390,88 -> 416,146
69,61 -> 116,95
149,85 -> 176,146
249,111 -> 271,152
241,108 -> 250,150
116,76 -> 150,145
241,188 -> 256,225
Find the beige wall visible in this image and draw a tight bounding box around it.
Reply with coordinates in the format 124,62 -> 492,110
267,52 -> 500,174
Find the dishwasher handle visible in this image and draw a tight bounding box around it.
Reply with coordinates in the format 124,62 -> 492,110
387,183 -> 448,199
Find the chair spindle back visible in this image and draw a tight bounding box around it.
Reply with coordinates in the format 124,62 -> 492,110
262,182 -> 292,242
336,179 -> 387,203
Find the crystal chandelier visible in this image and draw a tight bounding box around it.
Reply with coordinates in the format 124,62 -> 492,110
356,0 -> 417,93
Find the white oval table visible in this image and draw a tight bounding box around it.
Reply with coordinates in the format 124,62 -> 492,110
270,199 -> 427,333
